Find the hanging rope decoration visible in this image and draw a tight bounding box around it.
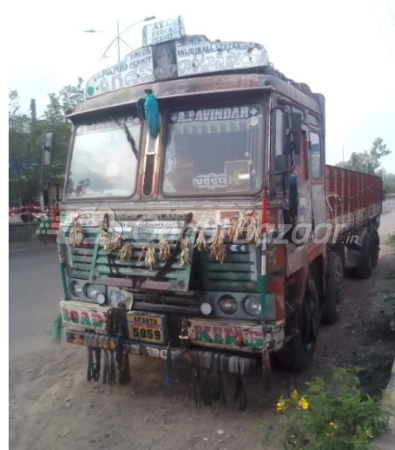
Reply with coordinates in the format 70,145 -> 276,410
49,313 -> 62,343
138,89 -> 160,139
247,210 -> 261,245
194,228 -> 207,251
100,229 -> 122,253
210,226 -> 226,264
180,237 -> 191,267
139,246 -> 156,270
68,221 -> 84,246
158,238 -> 171,262
228,211 -> 249,242
117,242 -> 132,261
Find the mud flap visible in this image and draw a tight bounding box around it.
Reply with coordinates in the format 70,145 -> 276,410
190,351 -> 255,411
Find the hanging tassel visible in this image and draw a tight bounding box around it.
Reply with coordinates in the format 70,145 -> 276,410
139,246 -> 156,269
144,92 -> 160,139
210,226 -> 226,264
100,229 -> 112,252
228,218 -> 239,242
289,173 -> 298,218
100,229 -> 122,253
228,211 -> 249,242
117,242 -> 132,261
164,344 -> 173,388
115,332 -> 124,366
158,238 -> 171,262
194,228 -> 207,251
119,348 -> 131,385
68,221 -> 84,246
94,348 -> 101,381
247,210 -> 261,246
102,349 -> 109,384
109,351 -> 116,386
180,237 -> 191,267
87,347 -> 94,381
137,97 -> 146,120
49,313 -> 62,343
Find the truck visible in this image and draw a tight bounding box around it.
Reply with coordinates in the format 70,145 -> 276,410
48,16 -> 383,409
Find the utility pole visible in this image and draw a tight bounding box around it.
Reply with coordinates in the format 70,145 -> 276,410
116,21 -> 121,63
342,144 -> 345,168
85,16 -> 156,63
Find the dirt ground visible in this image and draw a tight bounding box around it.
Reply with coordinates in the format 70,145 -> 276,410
9,213 -> 395,450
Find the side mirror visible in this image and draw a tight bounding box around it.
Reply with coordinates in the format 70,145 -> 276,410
283,112 -> 302,155
43,131 -> 54,166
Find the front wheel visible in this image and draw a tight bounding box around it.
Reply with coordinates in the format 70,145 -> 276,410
272,274 -> 320,372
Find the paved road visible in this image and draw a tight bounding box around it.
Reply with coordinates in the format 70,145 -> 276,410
9,245 -> 61,359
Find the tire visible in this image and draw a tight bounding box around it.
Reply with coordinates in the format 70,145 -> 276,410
356,233 -> 372,279
344,267 -> 356,278
272,274 -> 320,372
321,253 -> 344,324
371,231 -> 379,268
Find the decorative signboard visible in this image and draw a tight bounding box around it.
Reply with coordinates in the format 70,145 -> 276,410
142,16 -> 185,46
85,19 -> 269,99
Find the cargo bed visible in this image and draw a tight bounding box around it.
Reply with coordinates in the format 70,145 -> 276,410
325,165 -> 382,232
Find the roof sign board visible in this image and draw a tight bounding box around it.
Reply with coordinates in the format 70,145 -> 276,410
85,18 -> 269,99
142,16 -> 185,46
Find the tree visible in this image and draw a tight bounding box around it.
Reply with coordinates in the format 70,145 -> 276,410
336,137 -> 391,174
9,91 -> 39,205
369,137 -> 391,171
9,79 -> 85,207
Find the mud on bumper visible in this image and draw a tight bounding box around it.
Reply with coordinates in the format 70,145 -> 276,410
66,330 -> 260,376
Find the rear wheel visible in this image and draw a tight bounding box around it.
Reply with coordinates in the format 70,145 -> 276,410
371,231 -> 379,268
356,233 -> 372,279
321,253 -> 344,324
272,274 -> 320,372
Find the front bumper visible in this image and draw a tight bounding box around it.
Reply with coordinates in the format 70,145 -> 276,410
66,330 -> 260,376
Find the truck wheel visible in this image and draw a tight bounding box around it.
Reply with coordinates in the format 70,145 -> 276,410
344,267 -> 355,278
272,275 -> 320,372
356,233 -> 372,279
321,253 -> 344,324
371,231 -> 379,268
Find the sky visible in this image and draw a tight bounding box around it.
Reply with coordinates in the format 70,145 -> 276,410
7,0 -> 395,169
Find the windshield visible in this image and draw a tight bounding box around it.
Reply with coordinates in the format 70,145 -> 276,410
66,116 -> 141,198
162,104 -> 263,195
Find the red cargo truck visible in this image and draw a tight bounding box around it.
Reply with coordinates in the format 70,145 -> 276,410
48,17 -> 382,409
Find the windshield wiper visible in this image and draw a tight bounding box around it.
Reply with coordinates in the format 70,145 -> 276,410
112,116 -> 139,160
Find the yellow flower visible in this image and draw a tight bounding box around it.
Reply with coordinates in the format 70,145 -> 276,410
276,399 -> 286,412
329,422 -> 338,429
298,397 -> 309,410
291,389 -> 299,401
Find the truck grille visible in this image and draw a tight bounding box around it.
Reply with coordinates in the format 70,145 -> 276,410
65,228 -> 195,292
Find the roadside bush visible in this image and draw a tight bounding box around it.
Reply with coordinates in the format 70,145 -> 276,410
277,368 -> 393,450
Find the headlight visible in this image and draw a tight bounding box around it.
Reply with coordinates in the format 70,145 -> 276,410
243,296 -> 261,316
218,295 -> 238,315
70,281 -> 83,297
96,293 -> 106,305
85,284 -> 99,299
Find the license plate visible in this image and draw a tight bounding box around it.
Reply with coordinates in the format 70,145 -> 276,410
127,313 -> 165,344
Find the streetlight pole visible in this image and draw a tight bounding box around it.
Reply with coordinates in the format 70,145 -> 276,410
85,16 -> 156,63
116,21 -> 121,63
